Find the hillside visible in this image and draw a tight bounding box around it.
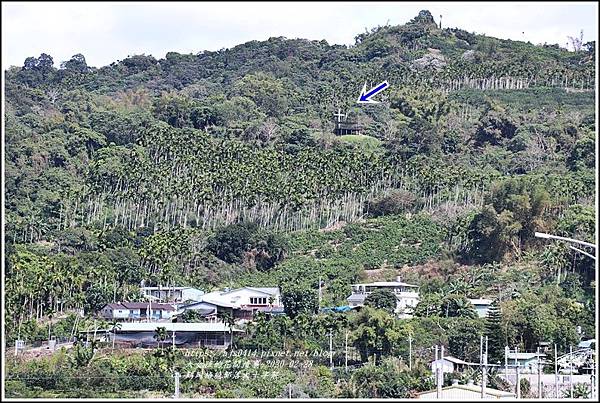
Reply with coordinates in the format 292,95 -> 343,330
4,9 -> 596,354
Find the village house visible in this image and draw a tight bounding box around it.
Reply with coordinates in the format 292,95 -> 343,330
100,303 -> 130,320
430,355 -> 471,374
346,277 -> 419,318
506,351 -> 546,374
227,287 -> 281,307
140,286 -> 204,303
99,302 -> 175,321
176,286 -> 284,321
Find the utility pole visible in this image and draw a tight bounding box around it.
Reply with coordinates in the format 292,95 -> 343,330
516,363 -> 521,399
318,276 -> 322,310
479,336 -> 483,384
329,330 -> 333,370
172,330 -> 176,349
481,336 -> 488,399
435,345 -> 440,399
569,345 -> 574,398
515,347 -> 519,398
174,371 -> 180,398
408,335 -> 413,371
591,355 -> 596,400
505,346 -> 509,376
537,347 -> 542,398
555,344 -> 559,398
438,346 -> 445,397
345,330 -> 348,371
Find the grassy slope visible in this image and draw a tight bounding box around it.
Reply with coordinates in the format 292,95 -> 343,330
338,134 -> 382,152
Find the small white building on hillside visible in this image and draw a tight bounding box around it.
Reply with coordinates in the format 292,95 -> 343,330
194,287 -> 282,310
347,277 -> 419,318
468,298 -> 493,318
140,286 -> 204,303
101,303 -> 131,320
219,287 -> 282,308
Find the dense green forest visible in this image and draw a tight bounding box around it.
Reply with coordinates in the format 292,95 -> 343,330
3,10 -> 597,398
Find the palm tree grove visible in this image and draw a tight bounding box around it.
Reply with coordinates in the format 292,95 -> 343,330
2,4 -> 598,400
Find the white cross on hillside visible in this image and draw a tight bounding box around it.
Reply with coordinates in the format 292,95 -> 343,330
333,108 -> 346,122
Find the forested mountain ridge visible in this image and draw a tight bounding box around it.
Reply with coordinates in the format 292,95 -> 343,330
4,10 -> 596,347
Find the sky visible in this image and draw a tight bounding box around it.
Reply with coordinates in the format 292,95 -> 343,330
2,1 -> 598,69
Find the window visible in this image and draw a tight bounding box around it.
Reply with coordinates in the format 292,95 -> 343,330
250,297 -> 268,305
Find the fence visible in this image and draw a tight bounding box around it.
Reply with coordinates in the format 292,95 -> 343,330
13,336 -> 74,353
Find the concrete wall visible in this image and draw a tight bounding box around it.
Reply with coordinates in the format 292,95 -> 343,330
500,373 -> 593,398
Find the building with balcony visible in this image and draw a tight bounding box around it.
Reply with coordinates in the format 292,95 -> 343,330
219,287 -> 282,309
346,277 -> 419,318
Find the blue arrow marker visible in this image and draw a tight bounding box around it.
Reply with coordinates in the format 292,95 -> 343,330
357,81 -> 389,104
